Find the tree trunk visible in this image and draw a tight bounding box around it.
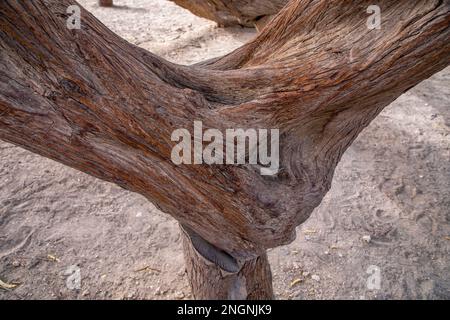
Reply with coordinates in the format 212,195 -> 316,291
0,0 -> 449,299
169,0 -> 287,27
181,225 -> 273,299
99,0 -> 113,7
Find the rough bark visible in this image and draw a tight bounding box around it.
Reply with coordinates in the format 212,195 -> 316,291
170,0 -> 287,27
0,0 -> 449,298
181,225 -> 273,299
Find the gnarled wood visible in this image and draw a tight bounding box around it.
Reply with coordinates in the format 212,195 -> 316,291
170,0 -> 287,27
0,0 -> 449,299
181,225 -> 273,299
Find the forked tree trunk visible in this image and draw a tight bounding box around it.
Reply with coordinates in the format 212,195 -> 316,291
169,0 -> 287,28
99,0 -> 113,7
0,0 -> 449,299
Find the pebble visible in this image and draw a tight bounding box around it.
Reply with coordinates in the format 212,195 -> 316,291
155,286 -> 168,296
311,275 -> 320,282
362,235 -> 371,243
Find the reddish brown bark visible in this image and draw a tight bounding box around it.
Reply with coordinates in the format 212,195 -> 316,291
0,0 -> 449,299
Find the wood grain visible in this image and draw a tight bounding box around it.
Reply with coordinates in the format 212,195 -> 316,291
0,0 -> 449,264
170,0 -> 287,27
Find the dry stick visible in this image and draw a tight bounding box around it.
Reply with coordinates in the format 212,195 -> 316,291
0,0 -> 449,299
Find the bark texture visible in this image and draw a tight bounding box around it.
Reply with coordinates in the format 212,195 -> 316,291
181,225 -> 273,299
170,0 -> 287,27
0,0 -> 449,275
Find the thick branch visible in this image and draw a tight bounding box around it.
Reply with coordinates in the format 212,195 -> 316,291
181,225 -> 273,299
169,0 -> 287,28
0,0 -> 449,261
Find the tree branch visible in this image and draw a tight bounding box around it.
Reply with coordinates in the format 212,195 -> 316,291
0,0 -> 449,261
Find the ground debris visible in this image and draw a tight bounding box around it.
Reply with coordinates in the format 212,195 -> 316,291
303,229 -> 317,235
0,279 -> 19,290
134,266 -> 161,273
311,275 -> 320,282
47,254 -> 60,262
174,291 -> 185,299
290,278 -> 303,287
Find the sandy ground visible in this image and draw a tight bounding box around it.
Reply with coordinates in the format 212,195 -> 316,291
1,0 -> 449,300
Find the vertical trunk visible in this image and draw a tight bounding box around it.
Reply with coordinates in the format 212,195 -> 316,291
181,225 -> 273,300
170,0 -> 287,27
